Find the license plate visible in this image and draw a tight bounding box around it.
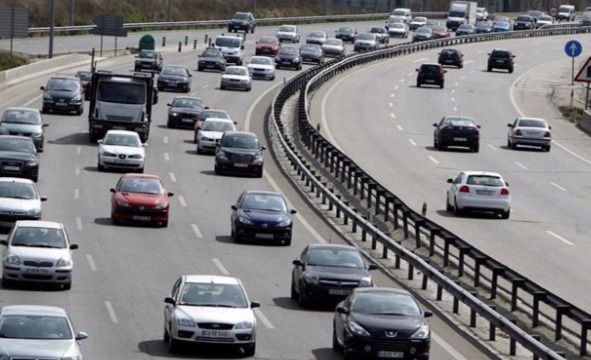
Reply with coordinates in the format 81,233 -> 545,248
112,126 -> 126,130
425,79 -> 435,83
283,61 -> 291,64
496,60 -> 504,63
26,268 -> 49,274
201,330 -> 230,338
206,64 -> 215,68
256,233 -> 274,239
234,163 -> 248,168
476,190 -> 494,195
132,215 -> 151,221
3,166 -> 20,171
182,118 -> 194,123
56,102 -> 67,106
378,351 -> 404,358
328,289 -> 351,295
453,137 -> 467,141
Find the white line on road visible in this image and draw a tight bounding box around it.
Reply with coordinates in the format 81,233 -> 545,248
546,230 -> 574,246
454,82 -> 459,87
76,146 -> 82,155
453,106 -> 458,112
464,60 -> 474,65
432,332 -> 470,360
399,78 -> 406,83
487,144 -> 498,151
23,94 -> 42,107
390,93 -> 395,98
168,172 -> 177,183
191,223 -> 203,238
408,138 -> 417,146
396,125 -> 403,131
394,85 -> 399,90
86,254 -> 97,272
178,195 -> 188,207
550,182 -> 567,192
413,57 -> 429,63
451,97 -> 455,102
74,188 -> 80,200
75,166 -> 80,176
428,156 -> 440,164
451,89 -> 455,94
254,308 -> 275,329
212,258 -> 230,275
514,161 -> 528,170
75,217 -> 83,231
203,84 -> 210,89
104,301 -> 119,324
389,113 -> 396,119
388,102 -> 393,108
163,136 -> 169,144
164,152 -> 170,161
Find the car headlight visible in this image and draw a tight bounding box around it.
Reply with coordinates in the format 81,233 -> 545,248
128,154 -> 143,159
303,273 -> 319,284
26,160 -> 38,167
348,321 -> 371,336
410,324 -> 430,339
25,208 -> 41,216
359,276 -> 372,286
234,321 -> 253,329
101,151 -> 116,157
72,94 -> 81,102
277,218 -> 292,227
201,136 -> 213,142
292,57 -> 300,62
32,132 -> 43,139
171,112 -> 178,117
5,254 -> 21,265
153,202 -> 167,210
177,318 -> 196,327
43,94 -> 53,100
238,217 -> 253,225
217,151 -> 229,161
56,258 -> 72,268
116,199 -> 130,208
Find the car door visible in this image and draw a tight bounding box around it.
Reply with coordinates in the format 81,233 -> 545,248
292,246 -> 308,291
164,277 -> 182,328
335,296 -> 352,344
447,172 -> 464,205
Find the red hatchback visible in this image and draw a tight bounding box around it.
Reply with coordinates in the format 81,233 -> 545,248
110,174 -> 174,227
255,37 -> 280,56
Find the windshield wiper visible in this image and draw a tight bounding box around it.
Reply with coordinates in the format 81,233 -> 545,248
370,312 -> 407,316
30,244 -> 63,249
10,243 -> 31,247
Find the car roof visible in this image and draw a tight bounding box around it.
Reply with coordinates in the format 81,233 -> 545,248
462,170 -> 503,177
0,135 -> 33,141
204,109 -> 229,114
122,173 -> 160,180
4,107 -> 40,114
308,243 -> 359,251
353,287 -> 412,296
163,65 -> 187,70
49,74 -> 78,80
105,130 -> 140,136
173,96 -> 201,101
226,66 -> 248,70
184,275 -> 241,285
517,116 -> 546,122
203,118 -> 234,124
243,190 -> 282,197
15,220 -> 62,229
223,130 -> 257,137
217,34 -> 243,40
0,177 -> 34,184
1,305 -> 67,317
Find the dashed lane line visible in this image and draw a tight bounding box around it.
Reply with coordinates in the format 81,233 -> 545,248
211,258 -> 230,275
86,254 -> 97,272
550,182 -> 567,192
178,195 -> 188,207
487,144 -> 498,152
408,138 -> 417,146
164,152 -> 170,161
169,172 -> 177,183
74,188 -> 80,200
514,161 -> 528,170
191,223 -> 203,238
76,217 -> 83,231
104,301 -> 119,324
163,136 -> 169,144
254,308 -> 275,329
396,125 -> 403,131
546,230 -> 574,246
428,156 -> 440,165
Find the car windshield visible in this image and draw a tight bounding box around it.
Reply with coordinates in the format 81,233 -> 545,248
221,134 -> 259,149
417,27 -> 432,34
250,57 -> 272,65
11,227 -> 66,248
139,50 -> 156,58
539,16 -> 552,21
76,71 -> 92,81
104,133 -> 141,147
370,28 -> 385,33
413,17 -> 427,22
391,23 -> 405,29
203,111 -> 229,119
202,48 -> 222,57
241,194 -> 286,211
258,37 -> 277,44
279,25 -> 296,32
393,10 -> 407,16
172,98 -> 203,109
279,47 -> 298,55
309,32 -> 325,38
432,26 -> 447,32
421,64 -> 441,72
233,13 -> 249,20
458,24 -> 474,30
0,182 -> 36,200
0,138 -> 35,153
2,110 -> 41,125
306,248 -> 365,268
98,81 -> 146,104
46,78 -> 78,92
518,119 -> 546,127
466,175 -> 504,187
180,282 -> 248,308
119,178 -> 163,195
202,120 -> 234,132
325,39 -> 342,46
356,33 -> 374,41
216,37 -> 241,48
225,67 -> 248,76
0,315 -> 72,340
351,292 -> 421,316
338,27 -> 354,33
441,49 -> 458,55
301,45 -> 321,53
477,22 -> 491,28
161,67 -> 187,76
495,21 -> 510,27
559,6 -> 572,12
516,16 -> 531,21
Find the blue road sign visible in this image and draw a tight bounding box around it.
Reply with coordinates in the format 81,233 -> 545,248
565,40 -> 582,58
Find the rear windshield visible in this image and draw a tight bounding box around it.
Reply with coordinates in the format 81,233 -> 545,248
202,120 -> 234,132
138,50 -> 156,58
306,248 -> 365,268
279,25 -> 296,32
421,65 -> 441,72
517,119 -> 546,128
258,37 -> 277,45
356,33 -> 375,41
98,81 -> 146,104
46,78 -> 78,92
516,16 -> 532,21
233,13 -> 249,20
352,292 -> 421,316
338,27 -> 354,33
2,110 -> 41,125
309,32 -> 326,38
76,71 -> 92,81
216,37 -> 241,48
324,39 -> 342,46
279,47 -> 299,55
492,51 -> 510,58
161,67 -> 187,76
172,98 -> 203,109
466,175 -> 504,187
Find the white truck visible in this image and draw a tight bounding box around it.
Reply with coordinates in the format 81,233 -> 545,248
446,1 -> 478,31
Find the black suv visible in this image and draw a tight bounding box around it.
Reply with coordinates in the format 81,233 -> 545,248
513,15 -> 535,30
416,64 -> 446,88
40,74 -> 84,115
438,49 -> 463,68
487,49 -> 515,73
134,49 -> 163,72
228,12 -> 256,33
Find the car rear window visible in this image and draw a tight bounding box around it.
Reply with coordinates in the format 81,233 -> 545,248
516,16 -> 531,21
492,51 -> 510,58
518,119 -> 546,128
421,65 -> 441,72
466,175 -> 504,187
447,118 -> 474,126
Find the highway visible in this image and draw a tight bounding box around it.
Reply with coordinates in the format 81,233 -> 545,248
314,33 -> 591,313
0,22 -> 493,360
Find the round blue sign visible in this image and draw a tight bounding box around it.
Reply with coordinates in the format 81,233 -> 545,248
565,40 -> 582,58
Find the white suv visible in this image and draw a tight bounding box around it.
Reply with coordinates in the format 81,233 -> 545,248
215,35 -> 245,65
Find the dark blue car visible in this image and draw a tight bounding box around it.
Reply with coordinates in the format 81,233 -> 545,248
493,21 -> 512,32
231,190 -> 296,245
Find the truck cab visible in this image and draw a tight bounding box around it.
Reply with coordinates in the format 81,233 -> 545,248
557,4 -> 576,22
215,35 -> 245,65
447,1 -> 477,31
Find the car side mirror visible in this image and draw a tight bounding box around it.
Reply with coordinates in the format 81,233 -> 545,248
75,332 -> 89,341
290,209 -> 297,214
507,123 -> 513,127
0,240 -> 7,246
40,196 -> 48,202
241,45 -> 245,50
167,192 -> 174,197
164,297 -> 176,305
443,70 -> 448,73
40,86 -> 45,90
110,188 -> 116,193
512,55 -> 516,58
446,178 -> 453,183
505,182 -> 509,187
189,74 -> 193,77
70,244 -> 79,250
233,121 -> 238,125
231,205 -> 238,211
260,146 -> 266,151
487,53 -> 491,55
415,68 -> 419,71
548,125 -> 552,129
198,54 -> 202,57
42,123 -> 49,128
368,264 -> 378,270
336,306 -> 349,315
97,139 -> 104,144
476,125 -> 481,129
433,123 -> 438,127
424,311 -> 433,318
135,55 -> 138,58
250,301 -> 261,308
292,259 -> 303,266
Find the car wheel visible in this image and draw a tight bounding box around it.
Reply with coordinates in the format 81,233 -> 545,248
510,141 -> 517,149
440,82 -> 444,89
487,66 -> 492,72
446,196 -> 453,212
270,75 -> 275,81
63,281 -> 72,290
197,66 -> 203,72
220,84 -> 226,90
509,68 -> 514,73
501,209 -> 511,219
434,137 -> 439,150
196,146 -> 202,154
31,175 -> 38,183
1,278 -> 13,288
343,349 -> 357,360
98,161 -> 104,172
243,342 -> 256,357
544,144 -> 551,152
41,106 -> 48,114
168,331 -> 181,353
255,168 -> 263,178
290,278 -> 298,300
214,164 -> 221,175
459,64 -> 463,69
232,228 -> 241,243
163,327 -> 170,343
166,120 -> 174,128
472,144 -> 479,152
453,198 -> 462,216
416,82 -> 421,88
137,167 -> 144,174
297,65 -> 302,71
112,216 -> 120,225
161,220 -> 168,228
77,107 -> 83,115
332,325 -> 343,352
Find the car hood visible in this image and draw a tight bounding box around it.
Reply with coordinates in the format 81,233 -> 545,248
0,198 -> 40,212
447,17 -> 465,22
277,31 -> 296,37
301,50 -> 321,56
175,305 -> 255,324
159,74 -> 189,82
96,101 -> 145,122
171,107 -> 202,116
0,123 -> 43,135
0,151 -> 36,161
323,45 -> 343,50
117,192 -> 165,207
100,144 -> 144,155
45,89 -> 76,98
222,74 -> 249,81
199,130 -> 224,140
217,46 -> 240,54
237,209 -> 288,224
306,265 -> 369,280
8,246 -> 70,261
277,53 -> 298,60
0,338 -> 76,358
220,147 -> 260,156
388,27 -> 406,32
350,313 -> 424,338
200,56 -> 224,62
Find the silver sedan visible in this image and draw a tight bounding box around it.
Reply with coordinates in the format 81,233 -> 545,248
507,117 -> 551,151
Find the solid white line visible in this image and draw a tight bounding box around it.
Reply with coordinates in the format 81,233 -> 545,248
487,143 -> 498,152
163,152 -> 170,161
76,146 -> 82,155
552,141 -> 591,166
388,102 -> 393,108
432,332 -> 470,360
23,94 -> 42,107
254,308 -> 275,329
86,254 -> 97,272
74,188 -> 80,200
453,106 -> 458,112
408,138 -> 417,146
168,172 -> 177,183
396,125 -> 403,131
178,195 -> 188,207
390,93 -> 395,98
75,217 -> 83,231
75,166 -> 80,176
546,230 -> 574,246
163,136 -> 169,144
104,301 -> 119,324
211,258 -> 230,275
191,223 -> 203,238
550,182 -> 567,192
428,156 -> 439,164
413,57 -> 429,63
514,161 -> 528,170
389,113 -> 396,119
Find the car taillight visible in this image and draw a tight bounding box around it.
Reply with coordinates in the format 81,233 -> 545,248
459,185 -> 470,193
500,188 -> 510,195
514,129 -> 522,136
544,131 -> 551,137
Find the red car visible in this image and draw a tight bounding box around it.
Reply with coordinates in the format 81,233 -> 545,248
431,26 -> 451,39
75,70 -> 92,100
255,37 -> 280,56
110,174 -> 174,227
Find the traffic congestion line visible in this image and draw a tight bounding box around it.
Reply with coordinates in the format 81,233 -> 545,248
546,230 -> 574,246
104,301 -> 119,324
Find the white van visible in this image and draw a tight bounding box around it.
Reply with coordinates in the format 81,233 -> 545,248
391,8 -> 412,23
557,4 -> 576,21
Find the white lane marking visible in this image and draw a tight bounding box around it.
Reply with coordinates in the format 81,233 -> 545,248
178,195 -> 188,207
546,230 -> 574,246
76,146 -> 82,155
104,301 -> 119,324
432,332 -> 470,360
163,136 -> 169,144
413,57 -> 429,63
396,125 -> 403,131
75,166 -> 80,176
211,258 -> 230,275
203,84 -> 210,89
76,217 -> 83,231
394,85 -> 399,90
451,89 -> 455,94
191,223 -> 203,238
168,172 -> 177,183
390,93 -> 395,98
451,97 -> 455,103
454,82 -> 459,87
487,144 -> 498,152
389,113 -> 396,119
399,78 -> 405,83
550,182 -> 567,192
464,60 -> 474,65
408,138 -> 417,146
552,141 -> 591,166
428,156 -> 439,164
86,254 -> 97,272
388,102 -> 393,108
23,94 -> 42,107
453,106 -> 458,112
254,308 -> 275,329
514,161 -> 528,170
164,152 -> 170,161
74,188 -> 80,200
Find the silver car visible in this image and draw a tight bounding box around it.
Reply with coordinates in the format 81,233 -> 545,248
446,171 -> 511,219
0,107 -> 48,151
388,23 -> 410,38
322,38 -> 345,57
507,117 -> 551,151
354,33 -> 378,52
2,220 -> 77,288
276,24 -> 300,43
196,118 -> 237,154
164,275 -> 259,356
220,66 -> 252,91
0,305 -> 87,358
0,178 -> 46,230
97,130 -> 146,172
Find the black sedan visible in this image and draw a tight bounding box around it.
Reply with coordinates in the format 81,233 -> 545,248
275,46 -> 302,70
335,26 -> 357,43
300,44 -> 324,64
333,288 -> 432,360
437,48 -> 463,68
413,27 -> 433,42
455,24 -> 475,36
214,131 -> 265,177
291,244 -> 377,307
197,47 -> 227,72
0,136 -> 39,182
231,190 -> 296,245
40,74 -> 84,115
166,96 -> 204,129
157,65 -> 192,92
433,116 -> 480,152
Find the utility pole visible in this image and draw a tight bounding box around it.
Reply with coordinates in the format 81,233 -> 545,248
167,0 -> 172,22
49,0 -> 55,58
253,0 -> 257,16
69,0 -> 75,26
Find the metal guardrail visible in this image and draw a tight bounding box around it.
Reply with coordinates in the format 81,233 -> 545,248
270,26 -> 591,359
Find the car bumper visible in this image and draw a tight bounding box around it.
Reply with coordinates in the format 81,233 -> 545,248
302,56 -> 321,63
510,136 -> 550,147
344,335 -> 430,360
43,100 -> 82,111
199,61 -> 225,70
0,214 -> 40,230
158,81 -> 190,90
198,139 -> 220,152
456,194 -> 510,212
135,62 -> 158,70
228,24 -> 249,31
0,165 -> 38,181
235,222 -> 292,242
255,48 -> 277,56
216,159 -> 262,175
100,156 -> 144,169
277,36 -> 297,42
112,206 -> 168,222
173,326 -> 255,345
250,70 -> 274,79
169,115 -> 198,128
221,80 -> 250,90
3,265 -> 72,284
276,60 -> 300,69
388,31 -> 407,37
300,282 -> 364,302
439,135 -> 478,147
223,55 -> 242,64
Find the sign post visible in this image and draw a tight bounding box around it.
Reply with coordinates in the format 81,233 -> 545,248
574,56 -> 591,109
565,40 -> 583,108
90,15 -> 127,57
0,6 -> 29,56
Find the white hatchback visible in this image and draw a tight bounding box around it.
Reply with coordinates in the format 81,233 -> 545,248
98,130 -> 146,172
220,66 -> 252,91
247,56 -> 276,80
446,171 -> 511,219
196,118 -> 237,154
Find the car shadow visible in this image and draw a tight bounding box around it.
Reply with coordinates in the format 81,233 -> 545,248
182,139 -> 195,144
311,348 -> 341,360
48,132 -> 92,146
156,124 -> 169,129
500,145 -> 544,152
272,296 -> 339,312
200,170 -> 217,176
185,149 -> 199,155
412,85 -> 442,90
138,339 -> 245,358
93,217 -> 164,228
2,281 -> 68,292
425,146 -> 473,153
83,166 -> 100,173
435,209 -> 502,220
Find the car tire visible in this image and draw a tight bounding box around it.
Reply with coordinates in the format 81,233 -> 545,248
434,137 -> 439,150
446,197 -> 453,212
243,342 -> 256,357
459,64 -> 463,69
112,217 -> 120,225
1,278 -> 13,288
98,162 -> 104,172
168,333 -> 181,354
344,350 -> 357,360
501,209 -> 511,219
166,120 -> 174,128
196,146 -> 202,154
440,82 -> 444,89
509,68 -> 514,73
63,281 -> 72,290
41,106 -> 48,114
472,144 -> 479,152
290,278 -> 298,300
543,144 -> 551,152
332,325 -> 343,352
416,82 -> 421,88
453,198 -> 462,216
31,175 -> 38,183
298,285 -> 309,308
161,220 -> 168,228
76,107 -> 83,115
197,66 -> 203,72
137,167 -> 144,174
214,164 -> 221,175
487,66 -> 492,72
163,327 -> 170,343
220,84 -> 226,90
270,75 -> 275,81
232,228 -> 241,243
255,169 -> 263,178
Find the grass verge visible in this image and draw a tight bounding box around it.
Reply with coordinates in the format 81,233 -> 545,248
0,51 -> 27,72
558,105 -> 584,123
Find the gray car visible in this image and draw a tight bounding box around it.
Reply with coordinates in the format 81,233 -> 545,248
507,117 -> 552,151
354,33 -> 378,52
0,305 -> 87,358
0,107 -> 48,151
0,178 -> 46,230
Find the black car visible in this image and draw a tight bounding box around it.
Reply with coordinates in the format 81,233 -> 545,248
0,108 -> 48,151
75,70 -> 92,100
456,24 -> 475,36
413,26 -> 433,42
291,244 -> 377,307
513,15 -> 535,30
214,131 -> 265,177
433,116 -> 480,152
197,47 -> 227,72
475,21 -> 493,33
526,9 -> 546,22
166,96 -> 204,129
231,190 -> 296,245
416,64 -> 446,88
487,49 -> 515,73
157,65 -> 192,92
0,136 -> 39,182
275,46 -> 302,70
335,27 -> 357,43
134,49 -> 163,72
40,75 -> 84,115
300,44 -> 324,64
333,288 -> 432,360
369,27 -> 389,44
437,48 -> 463,68
228,11 -> 256,33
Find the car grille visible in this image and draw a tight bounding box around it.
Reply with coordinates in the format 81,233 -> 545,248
319,279 -> 359,287
106,115 -> 134,121
22,274 -> 53,280
370,339 -> 410,351
228,153 -> 254,163
23,260 -> 54,267
8,132 -> 33,137
198,322 -> 234,330
195,336 -> 235,343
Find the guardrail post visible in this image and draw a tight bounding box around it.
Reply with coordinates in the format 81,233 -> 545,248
554,305 -> 570,341
453,292 -> 460,314
436,276 -> 443,300
443,237 -> 453,267
489,305 -> 496,341
532,291 -> 546,328
414,218 -> 425,248
375,189 -> 385,216
429,229 -> 441,257
421,265 -> 429,290
351,209 -> 358,233
193,39 -> 197,49
509,318 -> 518,355
178,41 -> 182,52
470,291 -> 478,327
402,210 -> 410,239
474,255 -> 486,287
580,320 -> 591,356
490,265 -> 505,300
384,195 -> 394,221
359,175 -> 368,200
531,334 -> 541,360
394,249 -> 401,269
204,34 -> 208,44
510,278 -> 526,311
367,181 -> 376,210
184,35 -> 188,46
407,262 -> 414,280
393,201 -> 400,229
162,36 -> 166,47
382,240 -> 388,259
458,245 -> 470,277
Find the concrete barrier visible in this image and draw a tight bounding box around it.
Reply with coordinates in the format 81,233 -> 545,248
577,109 -> 591,136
